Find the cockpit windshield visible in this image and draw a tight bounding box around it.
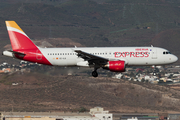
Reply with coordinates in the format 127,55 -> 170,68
163,51 -> 171,55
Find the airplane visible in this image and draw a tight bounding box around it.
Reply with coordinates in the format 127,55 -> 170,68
2,21 -> 178,77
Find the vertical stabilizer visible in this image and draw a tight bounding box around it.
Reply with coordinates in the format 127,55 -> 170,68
5,21 -> 37,51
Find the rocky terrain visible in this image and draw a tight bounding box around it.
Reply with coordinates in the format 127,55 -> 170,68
0,72 -> 180,113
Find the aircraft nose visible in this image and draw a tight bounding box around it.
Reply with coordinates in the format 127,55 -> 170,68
173,55 -> 178,63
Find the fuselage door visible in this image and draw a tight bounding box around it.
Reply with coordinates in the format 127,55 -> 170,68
151,49 -> 157,59
36,50 -> 42,60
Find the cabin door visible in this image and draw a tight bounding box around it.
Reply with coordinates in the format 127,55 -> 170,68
36,50 -> 42,60
151,49 -> 157,59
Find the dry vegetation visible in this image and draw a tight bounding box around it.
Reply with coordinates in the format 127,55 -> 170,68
0,72 -> 180,113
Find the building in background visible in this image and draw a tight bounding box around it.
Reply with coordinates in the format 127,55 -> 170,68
0,107 -> 112,120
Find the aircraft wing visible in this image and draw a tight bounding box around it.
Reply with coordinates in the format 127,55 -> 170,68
74,50 -> 108,65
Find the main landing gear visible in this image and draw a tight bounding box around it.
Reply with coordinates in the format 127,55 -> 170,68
92,70 -> 98,77
92,67 -> 99,77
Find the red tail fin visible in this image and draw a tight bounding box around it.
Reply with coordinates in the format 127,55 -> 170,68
5,21 -> 37,51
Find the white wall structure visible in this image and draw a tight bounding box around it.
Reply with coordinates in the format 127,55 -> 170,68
127,117 -> 138,120
1,107 -> 113,120
61,107 -> 112,120
90,107 -> 113,120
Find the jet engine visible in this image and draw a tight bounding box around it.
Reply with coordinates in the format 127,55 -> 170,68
103,61 -> 125,72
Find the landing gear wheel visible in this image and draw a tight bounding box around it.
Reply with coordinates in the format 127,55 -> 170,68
92,71 -> 98,77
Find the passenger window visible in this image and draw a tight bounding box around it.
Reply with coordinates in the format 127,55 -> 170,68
163,52 -> 165,54
166,52 -> 168,54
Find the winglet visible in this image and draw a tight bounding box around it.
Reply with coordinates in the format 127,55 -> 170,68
5,21 -> 38,51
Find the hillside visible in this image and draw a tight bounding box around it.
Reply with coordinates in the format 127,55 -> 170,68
0,72 -> 180,113
0,0 -> 180,64
1,0 -> 180,115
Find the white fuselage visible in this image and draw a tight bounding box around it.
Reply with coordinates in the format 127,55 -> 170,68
39,47 -> 178,67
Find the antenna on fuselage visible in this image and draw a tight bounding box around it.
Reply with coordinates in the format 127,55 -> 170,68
151,45 -> 153,47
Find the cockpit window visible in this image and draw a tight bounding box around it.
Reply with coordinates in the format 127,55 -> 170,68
163,51 -> 171,55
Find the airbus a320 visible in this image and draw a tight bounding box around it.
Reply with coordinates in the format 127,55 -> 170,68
3,21 -> 178,77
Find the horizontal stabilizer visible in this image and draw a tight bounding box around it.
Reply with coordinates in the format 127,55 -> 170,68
2,50 -> 26,58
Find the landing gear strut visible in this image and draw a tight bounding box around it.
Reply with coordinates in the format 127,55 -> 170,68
92,70 -> 98,77
92,66 -> 99,77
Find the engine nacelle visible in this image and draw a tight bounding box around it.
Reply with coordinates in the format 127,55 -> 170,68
103,61 -> 125,72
